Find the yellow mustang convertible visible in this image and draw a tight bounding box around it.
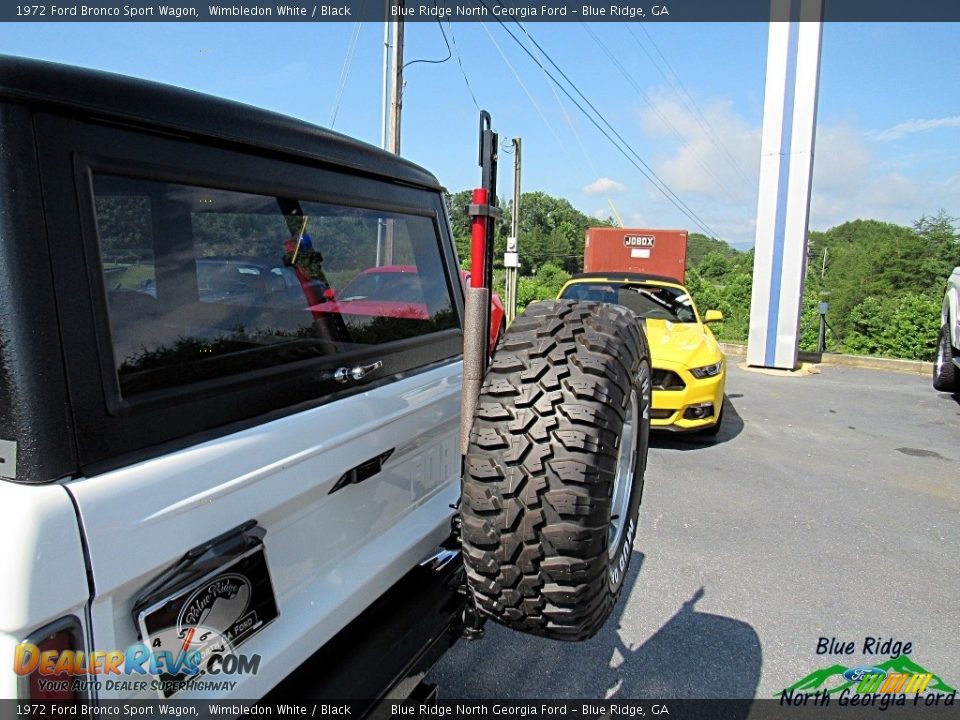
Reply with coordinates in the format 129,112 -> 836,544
559,272 -> 727,434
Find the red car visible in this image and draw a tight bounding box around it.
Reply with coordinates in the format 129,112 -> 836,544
317,266 -> 505,350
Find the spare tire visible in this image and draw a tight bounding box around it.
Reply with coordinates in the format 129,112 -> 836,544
461,300 -> 651,641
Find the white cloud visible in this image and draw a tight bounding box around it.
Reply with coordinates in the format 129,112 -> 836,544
810,168 -> 938,232
867,116 -> 960,143
616,87 -> 959,245
806,123 -> 950,230
945,172 -> 960,196
711,217 -> 757,243
583,177 -> 627,195
639,90 -> 761,203
808,122 -> 878,227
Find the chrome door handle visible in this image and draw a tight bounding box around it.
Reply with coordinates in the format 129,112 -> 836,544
333,361 -> 383,383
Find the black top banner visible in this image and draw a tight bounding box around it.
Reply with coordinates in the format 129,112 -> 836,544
4,0 -> 960,23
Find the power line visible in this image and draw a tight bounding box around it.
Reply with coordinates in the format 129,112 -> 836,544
581,23 -> 738,202
444,21 -> 512,148
480,3 -> 720,239
445,21 -> 481,113
487,9 -> 719,238
521,22 -> 602,181
502,18 -> 719,238
329,20 -> 364,127
627,24 -> 754,190
479,21 -> 574,166
403,19 -> 452,69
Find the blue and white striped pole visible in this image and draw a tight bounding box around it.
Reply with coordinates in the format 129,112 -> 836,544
747,0 -> 823,369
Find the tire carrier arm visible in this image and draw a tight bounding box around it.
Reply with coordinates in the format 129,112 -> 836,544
456,110 -> 501,640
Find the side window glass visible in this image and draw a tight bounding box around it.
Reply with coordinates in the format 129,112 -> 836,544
93,175 -> 456,397
96,194 -> 155,296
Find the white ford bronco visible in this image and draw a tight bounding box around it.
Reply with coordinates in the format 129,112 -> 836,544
0,56 -> 651,706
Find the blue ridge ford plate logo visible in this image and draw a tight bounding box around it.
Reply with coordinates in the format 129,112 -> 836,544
843,666 -> 887,682
137,545 -> 279,697
179,573 -> 252,631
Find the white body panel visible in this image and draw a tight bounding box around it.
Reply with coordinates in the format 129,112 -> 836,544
945,267 -> 960,348
747,7 -> 823,370
66,360 -> 463,699
0,482 -> 90,698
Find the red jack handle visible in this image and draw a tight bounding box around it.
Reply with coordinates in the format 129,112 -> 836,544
470,187 -> 488,288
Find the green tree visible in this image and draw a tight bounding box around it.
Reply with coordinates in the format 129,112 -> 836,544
697,250 -> 733,281
808,218 -> 956,340
516,263 -> 571,310
843,292 -> 942,360
444,190 -> 512,270
687,232 -> 737,267
446,188 -> 613,275
515,191 -> 609,274
444,189 -> 474,265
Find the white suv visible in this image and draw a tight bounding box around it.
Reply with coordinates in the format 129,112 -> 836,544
0,55 -> 652,707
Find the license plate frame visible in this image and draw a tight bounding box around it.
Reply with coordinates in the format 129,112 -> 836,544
135,544 -> 279,697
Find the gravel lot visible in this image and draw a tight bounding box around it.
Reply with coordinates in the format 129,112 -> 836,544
429,363 -> 960,699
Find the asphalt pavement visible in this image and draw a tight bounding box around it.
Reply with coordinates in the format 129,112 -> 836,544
428,363 -> 960,699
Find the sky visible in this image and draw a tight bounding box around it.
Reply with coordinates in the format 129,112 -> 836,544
2,20 -> 958,246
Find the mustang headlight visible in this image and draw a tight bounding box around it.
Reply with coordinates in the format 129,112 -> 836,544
690,360 -> 723,379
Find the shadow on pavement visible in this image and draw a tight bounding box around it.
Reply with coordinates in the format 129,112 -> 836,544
429,551 -> 762,708
650,396 -> 745,450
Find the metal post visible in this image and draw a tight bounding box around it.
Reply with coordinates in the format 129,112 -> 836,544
505,237 -> 518,323
511,139 -> 521,240
817,301 -> 828,353
505,137 -> 521,323
479,114 -> 498,309
380,9 -> 390,152
382,1 -> 403,264
461,110 -> 500,457
377,10 -> 390,266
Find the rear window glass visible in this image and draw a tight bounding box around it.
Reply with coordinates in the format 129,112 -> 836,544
560,282 -> 698,323
94,175 -> 456,396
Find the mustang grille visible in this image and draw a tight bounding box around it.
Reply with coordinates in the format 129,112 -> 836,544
651,369 -> 685,391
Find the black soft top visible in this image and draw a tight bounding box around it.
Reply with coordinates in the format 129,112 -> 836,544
0,54 -> 443,191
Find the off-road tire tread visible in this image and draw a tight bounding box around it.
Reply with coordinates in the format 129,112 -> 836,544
461,300 -> 648,641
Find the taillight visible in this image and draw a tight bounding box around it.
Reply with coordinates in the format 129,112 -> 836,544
18,616 -> 86,701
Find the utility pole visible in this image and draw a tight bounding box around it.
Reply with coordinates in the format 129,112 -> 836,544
379,1 -> 403,264
380,11 -> 390,153
388,0 -> 404,156
505,137 -> 521,324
